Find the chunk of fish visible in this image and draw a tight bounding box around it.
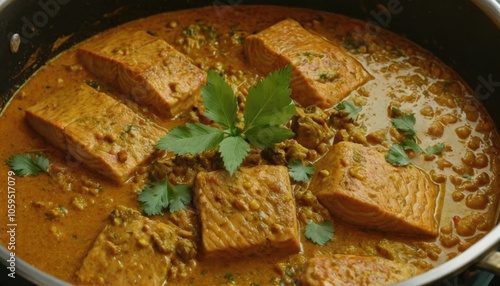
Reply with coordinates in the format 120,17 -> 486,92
78,30 -> 206,118
298,255 -> 419,286
244,19 -> 371,108
309,141 -> 440,236
76,206 -> 195,286
194,165 -> 300,259
26,84 -> 165,183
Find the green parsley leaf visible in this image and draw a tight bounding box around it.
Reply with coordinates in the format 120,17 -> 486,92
304,220 -> 334,246
288,159 -> 314,183
138,180 -> 191,216
245,125 -> 294,150
424,143 -> 445,155
7,154 -> 49,176
202,71 -> 238,129
391,111 -> 416,137
244,65 -> 294,130
385,144 -> 411,166
168,184 -> 192,213
335,100 -> 362,121
138,180 -> 170,216
156,123 -> 225,155
219,136 -> 250,176
401,138 -> 422,153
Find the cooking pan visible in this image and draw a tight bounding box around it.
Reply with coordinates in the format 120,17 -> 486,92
0,0 -> 499,285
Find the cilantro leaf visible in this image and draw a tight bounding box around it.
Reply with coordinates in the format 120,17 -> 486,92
288,159 -> 314,183
304,220 -> 334,246
156,123 -> 225,155
391,111 -> 416,137
424,143 -> 445,155
267,103 -> 297,126
401,138 -> 422,153
245,125 -> 294,149
138,180 -> 191,215
156,66 -> 295,175
385,144 -> 411,166
168,184 -> 192,213
202,70 -> 238,129
244,65 -> 293,130
138,180 -> 170,216
219,136 -> 250,176
386,108 -> 444,166
335,101 -> 362,121
7,154 -> 49,176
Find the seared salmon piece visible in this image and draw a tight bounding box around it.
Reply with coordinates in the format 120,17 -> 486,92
77,206 -> 196,286
78,30 -> 205,118
25,85 -> 116,150
26,84 -> 166,184
309,142 -> 440,236
244,19 -> 371,108
194,165 -> 300,259
298,255 -> 419,286
76,29 -> 158,84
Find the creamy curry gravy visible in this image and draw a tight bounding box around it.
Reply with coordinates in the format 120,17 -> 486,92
1,5 -> 499,285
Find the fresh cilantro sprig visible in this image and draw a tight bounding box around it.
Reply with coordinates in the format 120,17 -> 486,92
385,144 -> 411,166
335,100 -> 362,121
156,66 -> 296,175
288,159 -> 314,183
385,107 -> 444,166
138,180 -> 191,216
304,220 -> 334,246
424,143 -> 445,155
391,107 -> 416,137
7,153 -> 50,176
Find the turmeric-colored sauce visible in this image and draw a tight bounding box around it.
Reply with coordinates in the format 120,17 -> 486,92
1,5 -> 499,285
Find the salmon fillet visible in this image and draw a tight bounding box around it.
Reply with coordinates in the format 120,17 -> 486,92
26,84 -> 165,183
77,206 -> 195,286
298,255 -> 419,286
24,85 -> 116,150
194,165 -> 300,259
244,19 -> 371,108
309,142 -> 440,236
78,29 -> 205,118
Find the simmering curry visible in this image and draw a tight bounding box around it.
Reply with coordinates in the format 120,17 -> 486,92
1,5 -> 499,285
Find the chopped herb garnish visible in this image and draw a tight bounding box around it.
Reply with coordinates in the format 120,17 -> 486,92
318,72 -> 336,82
156,66 -> 296,175
7,153 -> 50,176
85,80 -> 100,89
288,159 -> 314,183
335,100 -> 362,121
183,26 -> 196,36
304,220 -> 334,246
224,272 -> 235,284
123,125 -> 133,133
138,180 -> 191,216
391,108 -> 416,137
401,138 -> 422,153
385,144 -> 411,166
424,143 -> 445,155
386,107 -> 444,166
